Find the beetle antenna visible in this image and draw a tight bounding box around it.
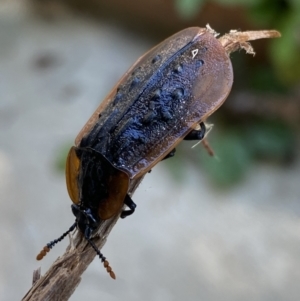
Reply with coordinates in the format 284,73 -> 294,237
86,237 -> 116,280
36,223 -> 77,260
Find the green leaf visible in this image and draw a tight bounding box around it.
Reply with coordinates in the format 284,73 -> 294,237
215,0 -> 260,6
249,66 -> 288,93
199,132 -> 252,187
243,120 -> 295,162
174,0 -> 205,19
270,11 -> 300,86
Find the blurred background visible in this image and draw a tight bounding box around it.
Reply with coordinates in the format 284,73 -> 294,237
0,0 -> 300,300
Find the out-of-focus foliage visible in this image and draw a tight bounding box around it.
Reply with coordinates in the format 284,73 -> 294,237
249,66 -> 288,93
174,0 -> 205,19
198,120 -> 295,187
249,0 -> 300,86
198,131 -> 252,187
242,119 -> 295,162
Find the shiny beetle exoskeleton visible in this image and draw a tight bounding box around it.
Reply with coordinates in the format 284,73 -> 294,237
37,27 -> 234,279
76,27 -> 233,178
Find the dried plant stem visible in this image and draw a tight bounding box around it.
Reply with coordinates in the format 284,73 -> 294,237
218,29 -> 281,54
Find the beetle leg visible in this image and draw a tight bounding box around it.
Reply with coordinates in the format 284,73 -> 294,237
162,148 -> 176,161
120,194 -> 137,218
184,122 -> 206,140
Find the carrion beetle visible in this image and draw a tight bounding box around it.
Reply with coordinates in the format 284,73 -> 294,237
37,27 -> 236,279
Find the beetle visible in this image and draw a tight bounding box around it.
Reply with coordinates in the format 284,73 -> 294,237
37,27 -> 233,279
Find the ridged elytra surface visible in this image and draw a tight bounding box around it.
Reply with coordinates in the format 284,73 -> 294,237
78,27 -> 233,179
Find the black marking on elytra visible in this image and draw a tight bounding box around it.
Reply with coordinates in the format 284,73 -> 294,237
173,64 -> 183,74
161,110 -> 173,121
113,92 -> 123,106
143,111 -> 156,124
131,66 -> 141,76
196,60 -> 204,68
151,54 -> 161,64
172,88 -> 185,100
152,89 -> 161,101
129,77 -> 140,92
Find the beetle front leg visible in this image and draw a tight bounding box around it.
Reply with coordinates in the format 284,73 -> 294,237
120,194 -> 137,218
184,122 -> 206,140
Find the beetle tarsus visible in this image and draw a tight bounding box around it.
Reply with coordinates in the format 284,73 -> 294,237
184,122 -> 206,140
162,148 -> 176,161
120,194 -> 137,218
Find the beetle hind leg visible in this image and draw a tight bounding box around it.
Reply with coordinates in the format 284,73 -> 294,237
120,194 -> 137,218
162,148 -> 176,161
184,122 -> 206,140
